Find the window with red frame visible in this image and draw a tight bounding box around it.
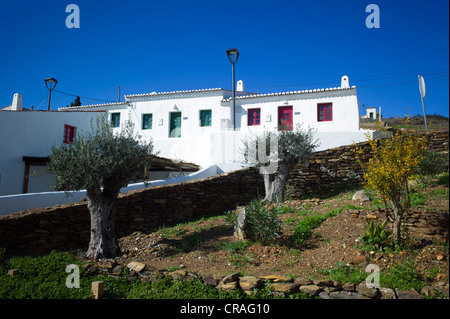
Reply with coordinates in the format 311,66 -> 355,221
63,124 -> 77,144
318,103 -> 333,122
248,108 -> 261,126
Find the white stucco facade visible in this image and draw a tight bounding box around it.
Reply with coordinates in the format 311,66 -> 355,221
0,75 -> 370,203
0,110 -> 102,195
59,76 -> 366,169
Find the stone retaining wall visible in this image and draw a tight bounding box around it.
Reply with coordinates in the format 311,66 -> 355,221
288,130 -> 449,196
0,167 -> 264,256
0,131 -> 447,256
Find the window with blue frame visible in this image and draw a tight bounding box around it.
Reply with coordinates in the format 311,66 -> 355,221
111,112 -> 121,128
142,113 -> 152,130
200,110 -> 212,127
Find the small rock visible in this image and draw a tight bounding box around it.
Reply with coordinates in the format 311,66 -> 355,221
268,282 -> 299,293
396,289 -> 425,299
299,284 -> 321,296
294,277 -> 313,286
313,279 -> 333,287
86,264 -> 99,274
332,281 -> 343,289
319,291 -> 370,299
203,276 -> 218,286
127,261 -> 146,272
239,276 -> 263,291
112,265 -> 123,276
421,286 -> 437,297
233,207 -> 248,241
261,275 -> 293,283
217,281 -> 238,291
356,281 -> 381,299
167,270 -> 187,281
220,272 -> 240,285
91,281 -> 104,299
8,269 -> 19,276
379,287 -> 396,299
352,190 -> 370,202
350,255 -> 367,265
342,282 -> 356,292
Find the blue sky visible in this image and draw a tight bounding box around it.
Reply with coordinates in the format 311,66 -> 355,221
0,0 -> 448,118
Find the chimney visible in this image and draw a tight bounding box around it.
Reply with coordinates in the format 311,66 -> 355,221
341,75 -> 350,89
11,93 -> 23,111
236,80 -> 244,92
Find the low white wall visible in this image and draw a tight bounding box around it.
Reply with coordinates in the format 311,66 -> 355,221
0,165 -> 218,215
209,130 -> 372,171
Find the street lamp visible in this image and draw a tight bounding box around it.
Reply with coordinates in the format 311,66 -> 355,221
44,77 -> 58,110
226,48 -> 239,130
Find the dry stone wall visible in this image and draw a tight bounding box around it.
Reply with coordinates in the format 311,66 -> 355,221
287,130 -> 449,197
0,130 -> 447,256
0,167 -> 264,256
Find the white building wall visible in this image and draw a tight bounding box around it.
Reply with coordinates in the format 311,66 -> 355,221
0,111 -> 103,195
232,89 -> 360,133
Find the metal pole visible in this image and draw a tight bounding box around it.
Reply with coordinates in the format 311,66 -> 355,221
421,96 -> 428,132
232,62 -> 236,130
47,89 -> 52,111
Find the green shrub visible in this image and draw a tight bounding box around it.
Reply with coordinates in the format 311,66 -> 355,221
243,199 -> 283,245
416,150 -> 448,177
360,220 -> 391,250
436,172 -> 449,186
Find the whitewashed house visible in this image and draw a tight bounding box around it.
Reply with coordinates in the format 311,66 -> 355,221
0,107 -> 103,195
61,75 -> 367,170
0,75 -> 372,213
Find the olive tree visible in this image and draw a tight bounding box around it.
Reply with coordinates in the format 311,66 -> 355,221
241,124 -> 318,203
48,114 -> 155,259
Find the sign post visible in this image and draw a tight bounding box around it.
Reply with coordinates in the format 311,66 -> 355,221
418,75 -> 428,132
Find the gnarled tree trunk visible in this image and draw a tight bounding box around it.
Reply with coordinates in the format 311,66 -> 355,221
86,185 -> 120,259
263,159 -> 295,203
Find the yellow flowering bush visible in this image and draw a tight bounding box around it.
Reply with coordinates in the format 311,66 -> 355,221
353,116 -> 427,242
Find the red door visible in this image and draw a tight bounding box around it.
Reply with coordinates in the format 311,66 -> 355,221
278,106 -> 293,130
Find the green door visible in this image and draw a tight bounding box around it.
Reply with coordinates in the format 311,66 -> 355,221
169,112 -> 181,138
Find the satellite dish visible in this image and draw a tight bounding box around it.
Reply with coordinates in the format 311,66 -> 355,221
418,75 -> 426,98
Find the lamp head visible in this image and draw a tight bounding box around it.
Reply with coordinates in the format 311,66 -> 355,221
226,48 -> 239,64
44,77 -> 58,90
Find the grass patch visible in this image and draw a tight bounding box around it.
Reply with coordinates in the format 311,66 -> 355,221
319,262 -> 367,285
0,251 -> 310,299
292,208 -> 342,246
380,260 -> 426,291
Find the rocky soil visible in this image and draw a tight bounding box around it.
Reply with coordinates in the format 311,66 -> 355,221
82,186 -> 449,299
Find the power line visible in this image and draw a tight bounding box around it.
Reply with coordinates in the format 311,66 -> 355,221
356,74 -> 448,89
249,69 -> 449,90
53,90 -> 117,103
32,95 -> 48,110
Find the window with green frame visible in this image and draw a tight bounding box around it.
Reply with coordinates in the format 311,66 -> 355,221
142,113 -> 152,130
200,110 -> 212,127
111,112 -> 120,128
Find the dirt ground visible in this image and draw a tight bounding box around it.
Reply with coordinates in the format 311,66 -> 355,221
115,186 -> 449,284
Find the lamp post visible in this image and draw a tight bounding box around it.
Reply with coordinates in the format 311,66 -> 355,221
44,77 -> 58,110
226,48 -> 239,130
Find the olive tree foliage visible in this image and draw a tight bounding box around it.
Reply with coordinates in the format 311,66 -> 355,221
48,114 -> 156,259
241,124 -> 319,203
